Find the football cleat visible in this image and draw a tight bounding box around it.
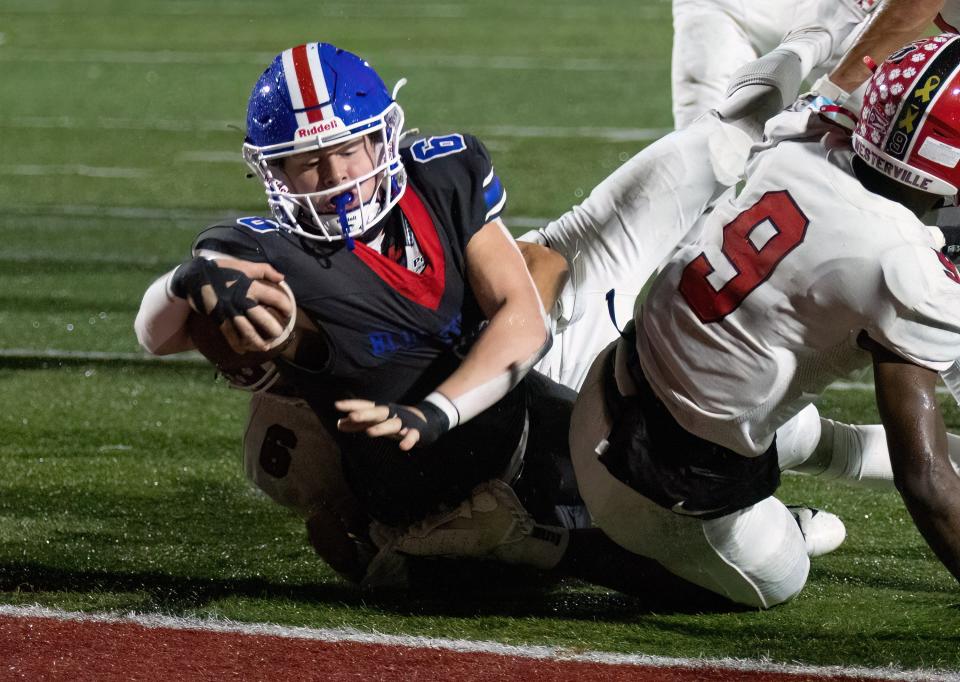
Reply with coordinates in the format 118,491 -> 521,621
787,505 -> 846,558
382,479 -> 569,570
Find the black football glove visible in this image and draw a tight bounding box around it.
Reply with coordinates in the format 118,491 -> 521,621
377,401 -> 450,448
170,257 -> 258,324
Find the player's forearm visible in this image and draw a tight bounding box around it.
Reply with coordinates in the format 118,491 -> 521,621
517,241 -> 569,314
872,338 -> 960,581
433,300 -> 550,426
877,356 -> 960,582
134,268 -> 194,355
829,0 -> 944,92
434,219 -> 551,426
896,461 -> 960,584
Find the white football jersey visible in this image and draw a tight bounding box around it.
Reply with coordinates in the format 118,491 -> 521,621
671,0 -> 875,128
637,110 -> 960,457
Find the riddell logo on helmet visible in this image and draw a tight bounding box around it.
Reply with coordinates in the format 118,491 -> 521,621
296,117 -> 344,139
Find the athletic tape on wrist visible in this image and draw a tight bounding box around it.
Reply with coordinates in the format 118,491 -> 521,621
811,75 -> 850,106
423,391 -> 460,430
164,267 -> 180,301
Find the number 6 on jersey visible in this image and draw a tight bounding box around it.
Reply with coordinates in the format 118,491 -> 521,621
679,190 -> 809,323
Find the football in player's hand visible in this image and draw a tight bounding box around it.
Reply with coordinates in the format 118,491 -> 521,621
186,279 -> 296,373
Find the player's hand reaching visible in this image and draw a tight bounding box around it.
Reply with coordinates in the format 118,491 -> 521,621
335,399 -> 450,450
171,256 -> 294,354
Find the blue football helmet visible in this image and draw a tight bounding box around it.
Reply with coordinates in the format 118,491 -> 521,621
242,43 -> 406,242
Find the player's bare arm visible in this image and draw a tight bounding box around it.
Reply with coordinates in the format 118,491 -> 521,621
134,271 -> 194,355
516,240 -> 569,314
828,0 -> 945,92
439,218 -> 549,398
867,335 -> 960,583
336,218 -> 549,450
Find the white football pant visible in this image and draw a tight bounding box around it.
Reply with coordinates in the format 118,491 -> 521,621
243,391 -> 365,525
570,343 -> 810,608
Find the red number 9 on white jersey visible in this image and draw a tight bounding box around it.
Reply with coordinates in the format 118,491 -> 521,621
679,190 -> 809,323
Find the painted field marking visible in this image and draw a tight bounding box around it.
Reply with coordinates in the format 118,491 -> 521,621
2,116 -> 671,142
0,48 -> 668,73
0,164 -> 150,178
0,349 -> 206,364
0,348 -> 950,398
1,2 -> 669,21
0,204 -> 553,230
1,604 -> 956,681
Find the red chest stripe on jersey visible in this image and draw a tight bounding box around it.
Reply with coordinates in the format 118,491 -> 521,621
291,45 -> 324,123
353,189 -> 446,310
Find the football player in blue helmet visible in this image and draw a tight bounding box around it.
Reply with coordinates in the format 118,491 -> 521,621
135,42 -> 611,587
242,43 -> 407,247
137,38 -> 856,599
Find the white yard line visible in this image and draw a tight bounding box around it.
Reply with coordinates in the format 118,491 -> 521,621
0,204 -> 552,229
0,48 -> 665,73
3,3 -> 668,21
477,124 -> 670,141
3,115 -> 240,132
0,349 -> 950,398
0,164 -> 150,178
3,204 -> 226,220
0,604 -> 955,681
0,349 -> 205,364
2,116 -> 670,142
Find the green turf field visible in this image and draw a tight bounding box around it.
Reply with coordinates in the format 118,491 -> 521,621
2,0 -> 960,674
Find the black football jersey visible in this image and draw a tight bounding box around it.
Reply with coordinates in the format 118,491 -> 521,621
192,133 -> 507,406
193,133 -> 526,524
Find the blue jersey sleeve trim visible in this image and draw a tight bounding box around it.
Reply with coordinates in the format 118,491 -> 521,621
484,187 -> 507,223
483,173 -> 505,219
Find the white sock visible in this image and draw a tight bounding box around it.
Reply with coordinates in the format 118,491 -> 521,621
777,405 -> 894,488
822,420 -> 893,489
780,407 -> 960,488
776,404 -> 823,471
789,418 -> 893,490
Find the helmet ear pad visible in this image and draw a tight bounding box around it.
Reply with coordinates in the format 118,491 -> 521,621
261,158 -> 293,198
267,160 -> 293,191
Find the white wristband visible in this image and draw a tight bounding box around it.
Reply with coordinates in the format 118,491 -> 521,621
164,266 -> 181,300
811,75 -> 851,105
423,391 -> 460,430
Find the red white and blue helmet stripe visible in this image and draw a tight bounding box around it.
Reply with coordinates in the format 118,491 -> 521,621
281,43 -> 339,134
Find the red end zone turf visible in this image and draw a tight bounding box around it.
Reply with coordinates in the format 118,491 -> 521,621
0,610 -> 941,682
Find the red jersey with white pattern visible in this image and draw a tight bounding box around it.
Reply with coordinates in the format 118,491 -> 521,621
637,110 -> 960,457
